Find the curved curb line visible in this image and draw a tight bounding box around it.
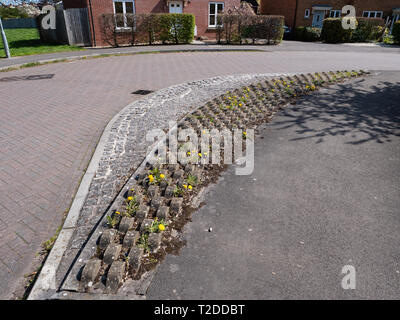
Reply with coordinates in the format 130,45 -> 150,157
0,48 -> 265,72
27,71 -> 302,300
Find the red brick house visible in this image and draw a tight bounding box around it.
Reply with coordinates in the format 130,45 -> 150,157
62,0 -> 242,46
260,0 -> 400,30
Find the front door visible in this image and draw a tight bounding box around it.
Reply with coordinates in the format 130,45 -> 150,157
169,1 -> 183,14
312,11 -> 325,28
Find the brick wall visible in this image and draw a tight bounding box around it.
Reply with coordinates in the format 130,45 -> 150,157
63,0 -> 240,47
260,0 -> 297,28
62,0 -> 87,9
260,0 -> 400,28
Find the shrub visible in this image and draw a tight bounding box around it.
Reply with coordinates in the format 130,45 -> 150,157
294,26 -> 321,42
351,17 -> 384,42
159,13 -> 195,44
393,21 -> 400,44
0,7 -> 28,19
222,14 -> 284,44
100,14 -> 119,47
100,13 -> 195,46
321,18 -> 354,43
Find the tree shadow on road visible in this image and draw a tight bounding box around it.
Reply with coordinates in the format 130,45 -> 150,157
272,76 -> 400,145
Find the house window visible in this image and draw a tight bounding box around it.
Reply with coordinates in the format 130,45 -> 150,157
362,11 -> 383,18
113,0 -> 135,28
304,9 -> 310,18
329,10 -> 341,18
209,2 -> 224,28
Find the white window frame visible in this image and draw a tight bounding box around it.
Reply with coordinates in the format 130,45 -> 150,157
362,11 -> 383,18
304,9 -> 310,18
329,10 -> 341,18
113,0 -> 135,29
208,2 -> 224,28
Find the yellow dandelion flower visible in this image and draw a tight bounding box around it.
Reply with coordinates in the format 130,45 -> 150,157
243,131 -> 247,136
148,174 -> 154,182
158,224 -> 165,231
187,151 -> 191,156
188,185 -> 193,190
239,103 -> 242,107
198,153 -> 202,157
127,196 -> 133,201
183,184 -> 188,189
160,174 -> 165,179
115,211 -> 121,215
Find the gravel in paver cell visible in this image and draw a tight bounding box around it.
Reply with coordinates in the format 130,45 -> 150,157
148,233 -> 163,252
164,185 -> 175,198
140,218 -> 153,232
127,186 -> 139,198
128,247 -> 143,272
103,243 -> 122,265
159,180 -> 168,193
170,198 -> 183,215
122,230 -> 140,249
173,169 -> 184,180
137,171 -> 147,184
81,259 -> 102,286
147,185 -> 160,197
156,206 -> 169,220
150,196 -> 162,211
168,164 -> 180,172
136,204 -> 149,221
177,179 -> 185,188
99,229 -> 116,250
135,193 -> 144,205
106,261 -> 125,293
184,164 -> 196,174
118,216 -> 134,233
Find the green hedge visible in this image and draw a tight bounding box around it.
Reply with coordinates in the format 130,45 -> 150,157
351,17 -> 384,42
393,21 -> 400,44
294,27 -> 321,42
321,18 -> 355,43
321,17 -> 386,43
159,13 -> 195,44
101,13 -> 195,46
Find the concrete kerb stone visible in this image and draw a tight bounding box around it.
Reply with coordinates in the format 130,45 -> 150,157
28,71 -> 303,300
0,47 -> 266,72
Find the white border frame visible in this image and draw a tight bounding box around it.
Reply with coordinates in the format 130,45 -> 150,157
113,0 -> 136,29
362,10 -> 383,18
208,2 -> 224,28
329,10 -> 341,18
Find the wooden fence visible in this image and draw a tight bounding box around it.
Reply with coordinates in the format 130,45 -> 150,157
63,8 -> 91,46
38,7 -> 91,46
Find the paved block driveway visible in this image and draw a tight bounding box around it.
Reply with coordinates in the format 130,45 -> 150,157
0,47 -> 399,299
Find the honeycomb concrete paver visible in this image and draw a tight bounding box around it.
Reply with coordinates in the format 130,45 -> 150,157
0,48 -> 400,299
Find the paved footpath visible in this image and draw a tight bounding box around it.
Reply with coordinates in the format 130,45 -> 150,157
147,71 -> 400,299
0,43 -> 399,299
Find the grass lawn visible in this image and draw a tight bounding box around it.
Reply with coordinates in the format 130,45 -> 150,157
0,28 -> 84,58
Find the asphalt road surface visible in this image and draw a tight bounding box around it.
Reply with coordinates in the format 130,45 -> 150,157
147,71 -> 400,299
